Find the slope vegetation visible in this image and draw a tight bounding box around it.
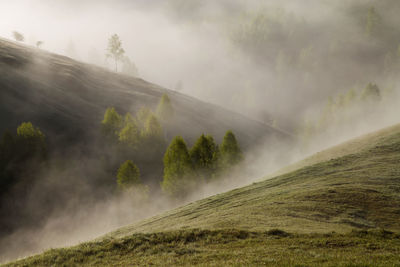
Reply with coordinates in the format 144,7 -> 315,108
6,123 -> 400,266
109,124 -> 400,236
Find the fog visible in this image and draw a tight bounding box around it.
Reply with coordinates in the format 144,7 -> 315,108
1,0 -> 400,263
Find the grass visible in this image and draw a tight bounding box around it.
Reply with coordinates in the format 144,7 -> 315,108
5,124 -> 400,266
5,229 -> 400,266
108,127 -> 400,237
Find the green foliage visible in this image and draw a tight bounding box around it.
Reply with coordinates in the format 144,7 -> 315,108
107,34 -> 125,72
101,107 -> 122,140
156,94 -> 174,121
220,130 -> 243,168
190,134 -> 219,180
142,114 -> 164,141
119,121 -> 140,149
162,136 -> 193,198
136,107 -> 152,130
361,82 -> 381,101
16,122 -> 47,159
116,160 -> 141,189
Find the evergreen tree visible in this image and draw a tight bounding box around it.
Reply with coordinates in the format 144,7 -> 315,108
156,94 -> 174,121
361,83 -> 381,101
162,136 -> 193,198
117,160 -> 141,189
136,106 -> 152,130
190,134 -> 219,180
101,107 -> 122,140
142,114 -> 164,140
119,121 -> 140,149
220,130 -> 243,168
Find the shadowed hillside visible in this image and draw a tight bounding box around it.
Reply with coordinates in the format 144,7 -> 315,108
0,38 -> 288,149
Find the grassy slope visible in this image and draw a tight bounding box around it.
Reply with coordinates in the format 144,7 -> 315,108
5,124 -> 400,266
108,125 -> 400,237
5,229 -> 400,267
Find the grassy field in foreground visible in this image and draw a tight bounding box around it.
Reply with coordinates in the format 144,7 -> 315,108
5,229 -> 400,267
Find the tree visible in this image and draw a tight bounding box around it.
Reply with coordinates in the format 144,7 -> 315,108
190,134 -> 219,180
136,107 -> 152,130
162,136 -> 193,198
16,122 -> 47,160
107,34 -> 125,72
116,160 -> 141,189
220,130 -> 243,168
142,114 -> 163,140
156,94 -> 174,121
12,31 -> 24,42
101,107 -> 122,140
361,83 -> 381,101
119,114 -> 140,148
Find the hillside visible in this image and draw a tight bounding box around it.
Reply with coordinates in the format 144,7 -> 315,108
6,123 -> 400,266
0,38 -> 287,149
107,124 -> 400,236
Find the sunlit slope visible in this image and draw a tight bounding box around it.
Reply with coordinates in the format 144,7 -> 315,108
0,38 -> 287,147
109,124 -> 400,237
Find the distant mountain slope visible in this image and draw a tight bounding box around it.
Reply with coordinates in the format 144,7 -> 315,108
0,38 -> 288,148
107,123 -> 400,237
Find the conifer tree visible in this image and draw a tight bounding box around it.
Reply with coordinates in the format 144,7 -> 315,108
220,130 -> 243,168
361,83 -> 381,101
142,114 -> 164,141
162,136 -> 193,198
136,107 -> 152,130
119,121 -> 140,148
156,94 -> 174,121
101,107 -> 122,140
117,160 -> 141,189
190,134 -> 219,180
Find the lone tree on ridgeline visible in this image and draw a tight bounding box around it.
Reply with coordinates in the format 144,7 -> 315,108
101,107 -> 122,140
190,134 -> 219,181
116,160 -> 141,190
156,94 -> 174,121
162,136 -> 193,198
107,34 -> 125,72
12,31 -> 24,42
220,130 -> 243,168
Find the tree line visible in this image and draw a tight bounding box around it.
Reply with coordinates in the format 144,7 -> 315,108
103,94 -> 244,199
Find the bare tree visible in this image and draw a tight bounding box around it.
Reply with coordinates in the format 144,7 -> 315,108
12,31 -> 24,42
106,34 -> 125,72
